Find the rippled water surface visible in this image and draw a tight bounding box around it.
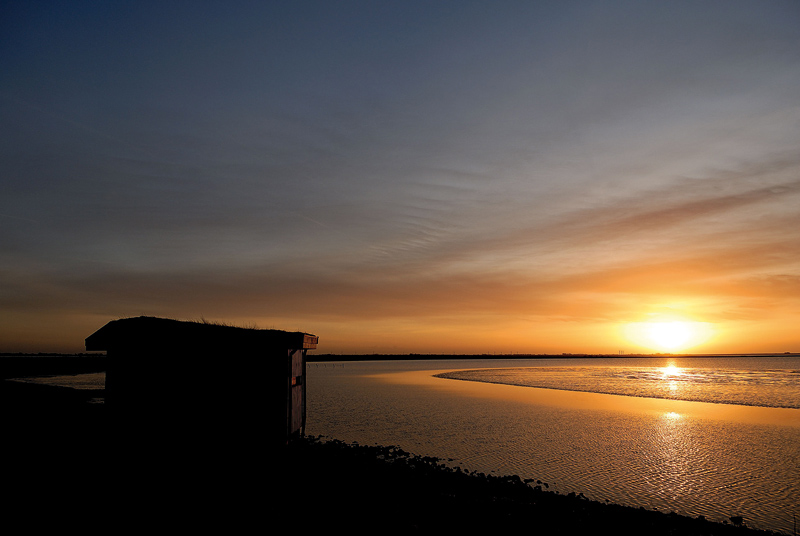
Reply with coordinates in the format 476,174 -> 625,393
306,356 -> 800,534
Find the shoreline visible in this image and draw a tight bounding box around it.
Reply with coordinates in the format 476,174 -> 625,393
287,436 -> 784,535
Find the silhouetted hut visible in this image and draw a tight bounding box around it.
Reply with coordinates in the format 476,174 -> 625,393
85,316 -> 318,448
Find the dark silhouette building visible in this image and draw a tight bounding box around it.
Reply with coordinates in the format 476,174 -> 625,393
85,316 -> 318,447
84,316 -> 318,528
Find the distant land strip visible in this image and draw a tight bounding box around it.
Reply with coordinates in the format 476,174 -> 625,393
1,352 -> 794,366
306,352 -> 797,362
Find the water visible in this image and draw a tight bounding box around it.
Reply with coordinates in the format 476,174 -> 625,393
14,372 -> 106,391
305,356 -> 800,534
9,372 -> 106,404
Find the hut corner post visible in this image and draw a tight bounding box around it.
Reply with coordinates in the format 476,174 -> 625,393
287,347 -> 307,444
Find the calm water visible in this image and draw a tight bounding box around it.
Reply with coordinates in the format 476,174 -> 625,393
306,356 -> 800,534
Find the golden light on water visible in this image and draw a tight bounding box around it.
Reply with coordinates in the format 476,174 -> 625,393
622,317 -> 716,353
661,364 -> 683,377
660,363 -> 685,393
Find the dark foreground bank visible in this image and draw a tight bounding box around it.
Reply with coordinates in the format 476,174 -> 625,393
286,436 -> 785,536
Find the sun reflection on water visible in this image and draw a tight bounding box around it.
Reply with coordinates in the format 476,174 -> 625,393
661,364 -> 683,377
659,364 -> 684,394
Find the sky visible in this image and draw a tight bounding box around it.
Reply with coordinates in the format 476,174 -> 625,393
2,0 -> 799,354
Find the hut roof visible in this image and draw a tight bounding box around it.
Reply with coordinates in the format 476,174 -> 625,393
85,316 -> 318,351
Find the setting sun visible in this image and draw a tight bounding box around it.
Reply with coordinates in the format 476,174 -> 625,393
647,322 -> 692,350
622,318 -> 715,353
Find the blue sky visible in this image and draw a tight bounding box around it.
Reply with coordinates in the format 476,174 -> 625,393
2,1 -> 800,353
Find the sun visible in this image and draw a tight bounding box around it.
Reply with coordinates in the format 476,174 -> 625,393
646,321 -> 692,350
621,317 -> 715,353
